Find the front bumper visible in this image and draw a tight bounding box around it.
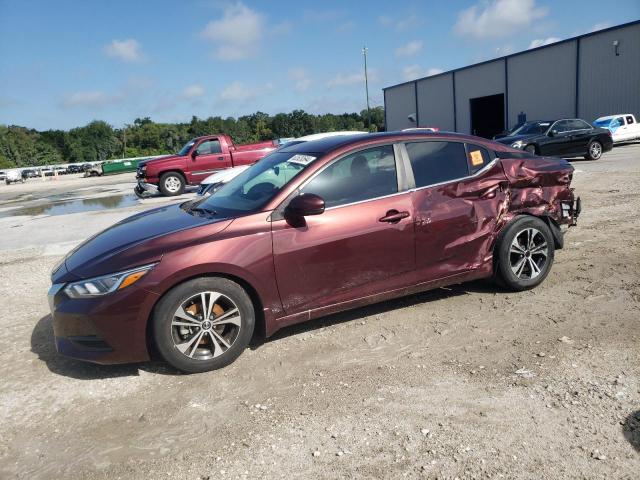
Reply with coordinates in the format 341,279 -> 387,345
134,180 -> 158,198
48,282 -> 158,364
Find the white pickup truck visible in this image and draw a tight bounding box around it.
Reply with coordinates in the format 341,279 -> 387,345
593,114 -> 640,143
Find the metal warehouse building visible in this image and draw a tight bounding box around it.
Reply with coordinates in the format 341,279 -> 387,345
383,20 -> 640,138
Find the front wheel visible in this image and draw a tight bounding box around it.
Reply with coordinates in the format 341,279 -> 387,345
495,216 -> 555,291
159,172 -> 185,196
585,140 -> 602,160
152,277 -> 255,373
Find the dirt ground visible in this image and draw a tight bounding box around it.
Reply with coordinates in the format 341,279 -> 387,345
0,145 -> 639,479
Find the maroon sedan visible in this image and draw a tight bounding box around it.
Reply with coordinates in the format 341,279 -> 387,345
49,132 -> 580,373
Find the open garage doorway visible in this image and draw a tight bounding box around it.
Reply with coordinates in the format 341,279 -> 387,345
470,93 -> 505,139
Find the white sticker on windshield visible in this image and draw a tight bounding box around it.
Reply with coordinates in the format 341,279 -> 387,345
287,154 -> 316,166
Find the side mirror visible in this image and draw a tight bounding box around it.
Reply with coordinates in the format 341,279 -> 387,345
285,193 -> 325,218
191,150 -> 199,159
548,129 -> 557,137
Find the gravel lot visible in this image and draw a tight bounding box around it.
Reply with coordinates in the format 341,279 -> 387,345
1,145 -> 639,479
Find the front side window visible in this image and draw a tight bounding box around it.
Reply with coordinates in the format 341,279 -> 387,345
552,120 -> 570,133
301,145 -> 398,208
196,140 -> 222,155
405,141 -> 468,188
614,117 -> 625,127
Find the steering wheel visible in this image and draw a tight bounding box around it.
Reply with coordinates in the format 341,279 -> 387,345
245,182 -> 277,200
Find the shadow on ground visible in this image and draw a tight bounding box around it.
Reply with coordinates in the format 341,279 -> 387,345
623,410 -> 640,452
33,279 -> 501,378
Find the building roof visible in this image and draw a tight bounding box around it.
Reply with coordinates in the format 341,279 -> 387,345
383,19 -> 640,91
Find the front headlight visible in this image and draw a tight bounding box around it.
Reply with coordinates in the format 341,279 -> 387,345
511,140 -> 525,149
64,263 -> 156,298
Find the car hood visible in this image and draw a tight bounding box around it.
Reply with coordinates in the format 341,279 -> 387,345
202,165 -> 250,185
138,154 -> 180,168
55,203 -> 233,282
494,133 -> 544,145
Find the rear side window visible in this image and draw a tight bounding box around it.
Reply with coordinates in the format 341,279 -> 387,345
405,141 -> 469,187
626,116 -> 635,124
301,145 -> 398,208
568,119 -> 592,130
465,144 -> 491,174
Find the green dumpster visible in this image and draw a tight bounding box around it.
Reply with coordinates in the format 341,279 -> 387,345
101,158 -> 143,175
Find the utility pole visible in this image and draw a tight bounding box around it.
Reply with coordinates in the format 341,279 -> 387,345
123,125 -> 127,159
362,46 -> 371,131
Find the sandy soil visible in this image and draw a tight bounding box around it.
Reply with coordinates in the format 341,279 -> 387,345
0,145 -> 638,479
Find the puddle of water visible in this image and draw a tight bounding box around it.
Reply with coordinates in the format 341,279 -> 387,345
0,194 -> 140,218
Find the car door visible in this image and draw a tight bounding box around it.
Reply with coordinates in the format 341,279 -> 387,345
191,139 -> 232,182
566,119 -> 595,155
540,120 -> 572,156
405,140 -> 509,279
271,144 -> 415,315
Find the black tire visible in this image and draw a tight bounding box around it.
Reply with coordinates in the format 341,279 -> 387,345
495,216 -> 555,291
152,277 -> 255,373
524,145 -> 536,154
159,172 -> 185,196
585,140 -> 603,160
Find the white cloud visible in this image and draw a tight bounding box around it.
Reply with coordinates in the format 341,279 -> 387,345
62,91 -> 123,108
104,39 -> 143,63
528,37 -> 561,49
395,40 -> 423,57
326,70 -> 378,89
402,65 -> 443,81
454,0 -> 548,39
201,2 -> 264,60
289,68 -> 312,93
336,21 -> 355,32
590,21 -> 611,32
218,81 -> 273,103
181,84 -> 205,99
273,21 -> 292,35
378,14 -> 420,31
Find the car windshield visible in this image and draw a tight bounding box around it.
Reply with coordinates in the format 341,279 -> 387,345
511,122 -> 551,135
593,119 -> 611,127
197,151 -> 316,216
178,139 -> 196,156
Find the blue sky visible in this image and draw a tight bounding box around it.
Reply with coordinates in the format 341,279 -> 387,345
1,0 -> 638,130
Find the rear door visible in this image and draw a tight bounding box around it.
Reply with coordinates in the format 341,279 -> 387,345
190,139 -> 232,183
405,140 -> 508,279
566,119 -> 596,155
271,144 -> 415,315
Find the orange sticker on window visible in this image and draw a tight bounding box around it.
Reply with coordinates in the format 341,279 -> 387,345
469,150 -> 484,166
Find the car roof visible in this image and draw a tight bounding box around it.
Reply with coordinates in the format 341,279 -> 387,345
279,131 -> 475,155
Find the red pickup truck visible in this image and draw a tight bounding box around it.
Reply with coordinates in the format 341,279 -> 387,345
135,134 -> 277,196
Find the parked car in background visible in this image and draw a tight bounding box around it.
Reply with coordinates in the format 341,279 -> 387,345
494,119 -> 613,160
67,164 -> 84,174
49,131 -> 580,373
135,135 -> 277,197
21,169 -> 37,179
84,163 -> 104,177
5,169 -> 25,185
196,131 -> 369,197
0,171 -> 6,181
593,114 -> 640,143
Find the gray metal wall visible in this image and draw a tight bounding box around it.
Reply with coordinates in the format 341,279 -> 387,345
507,41 -> 577,127
579,22 -> 640,121
454,60 -> 505,135
384,83 -> 416,131
383,21 -> 640,133
416,73 -> 455,131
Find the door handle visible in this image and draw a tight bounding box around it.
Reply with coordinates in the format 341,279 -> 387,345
217,156 -> 224,160
379,210 -> 410,223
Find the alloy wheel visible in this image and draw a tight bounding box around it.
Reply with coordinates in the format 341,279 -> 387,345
171,291 -> 242,360
509,227 -> 548,280
590,142 -> 602,159
164,176 -> 182,193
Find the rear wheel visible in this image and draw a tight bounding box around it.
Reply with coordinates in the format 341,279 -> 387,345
495,216 -> 555,291
585,140 -> 602,160
152,277 -> 255,373
159,172 -> 185,196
